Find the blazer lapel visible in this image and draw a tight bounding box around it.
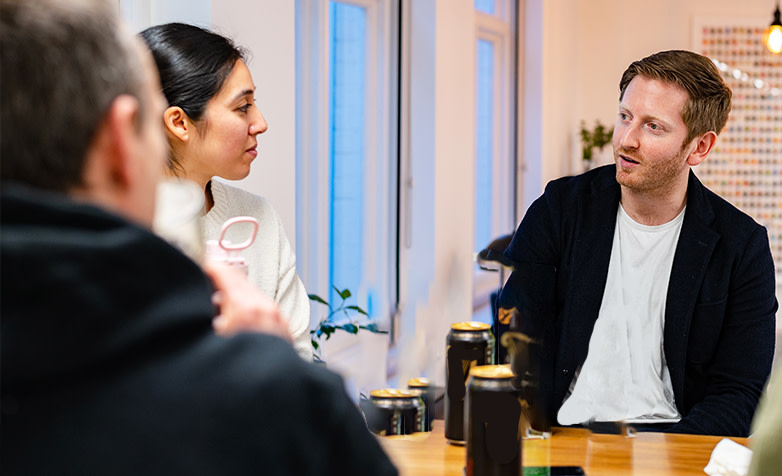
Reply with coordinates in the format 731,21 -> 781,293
664,172 -> 719,405
564,170 -> 620,362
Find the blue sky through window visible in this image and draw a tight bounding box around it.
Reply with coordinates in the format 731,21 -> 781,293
329,1 -> 366,311
474,0 -> 496,15
475,39 -> 494,251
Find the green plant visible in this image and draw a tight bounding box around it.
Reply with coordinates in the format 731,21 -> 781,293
309,286 -> 388,361
580,120 -> 614,161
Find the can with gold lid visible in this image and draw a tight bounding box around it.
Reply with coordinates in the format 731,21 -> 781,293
444,321 -> 494,444
465,364 -> 522,476
407,377 -> 434,432
365,389 -> 424,436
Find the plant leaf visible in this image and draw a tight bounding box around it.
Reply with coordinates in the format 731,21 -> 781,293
345,305 -> 369,316
308,294 -> 329,306
342,323 -> 359,334
359,323 -> 389,334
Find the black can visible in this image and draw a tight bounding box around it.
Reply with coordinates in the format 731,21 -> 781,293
445,321 -> 494,444
465,364 -> 522,476
407,377 -> 435,432
365,389 -> 424,436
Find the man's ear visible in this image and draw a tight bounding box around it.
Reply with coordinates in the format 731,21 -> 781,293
86,94 -> 142,192
686,131 -> 717,167
164,106 -> 191,142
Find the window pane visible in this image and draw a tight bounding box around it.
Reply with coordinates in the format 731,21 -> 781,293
329,1 -> 367,309
474,0 -> 495,15
475,39 -> 494,251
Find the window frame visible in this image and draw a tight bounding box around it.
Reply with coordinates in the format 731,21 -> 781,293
296,0 -> 400,353
472,0 -> 518,311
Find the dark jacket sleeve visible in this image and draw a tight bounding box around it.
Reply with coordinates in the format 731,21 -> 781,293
669,225 -> 777,437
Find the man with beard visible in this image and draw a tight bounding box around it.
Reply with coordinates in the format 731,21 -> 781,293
499,50 -> 776,437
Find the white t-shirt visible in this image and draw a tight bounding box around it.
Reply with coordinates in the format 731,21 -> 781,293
557,204 -> 684,425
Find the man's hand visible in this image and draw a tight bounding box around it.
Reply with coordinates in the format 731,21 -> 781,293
203,261 -> 292,343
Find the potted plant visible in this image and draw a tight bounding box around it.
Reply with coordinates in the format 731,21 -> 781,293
580,120 -> 614,168
309,286 -> 388,362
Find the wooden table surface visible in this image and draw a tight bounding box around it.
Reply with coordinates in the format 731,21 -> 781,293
379,420 -> 750,476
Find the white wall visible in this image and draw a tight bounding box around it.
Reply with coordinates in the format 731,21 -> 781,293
393,0 -> 478,387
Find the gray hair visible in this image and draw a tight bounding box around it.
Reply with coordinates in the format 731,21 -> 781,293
1,0 -> 147,192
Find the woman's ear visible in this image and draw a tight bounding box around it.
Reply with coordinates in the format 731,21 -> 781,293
163,106 -> 191,142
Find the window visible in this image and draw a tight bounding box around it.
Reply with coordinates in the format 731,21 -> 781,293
329,3 -> 368,306
473,0 -> 518,309
296,0 -> 400,336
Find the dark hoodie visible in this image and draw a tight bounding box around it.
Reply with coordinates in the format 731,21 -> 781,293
1,183 -> 397,476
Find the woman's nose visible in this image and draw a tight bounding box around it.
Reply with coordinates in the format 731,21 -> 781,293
250,109 -> 268,136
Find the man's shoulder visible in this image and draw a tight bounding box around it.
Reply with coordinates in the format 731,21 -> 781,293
693,177 -> 764,232
542,165 -> 618,205
203,334 -> 345,400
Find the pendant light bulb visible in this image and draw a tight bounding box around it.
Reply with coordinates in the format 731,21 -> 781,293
765,3 -> 782,54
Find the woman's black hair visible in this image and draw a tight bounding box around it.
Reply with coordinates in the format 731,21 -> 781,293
139,23 -> 246,173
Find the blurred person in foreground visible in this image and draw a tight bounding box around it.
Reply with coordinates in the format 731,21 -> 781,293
0,1 -> 397,474
499,50 -> 776,437
747,363 -> 782,475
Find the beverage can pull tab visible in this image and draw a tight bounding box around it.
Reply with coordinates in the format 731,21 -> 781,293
205,216 -> 259,276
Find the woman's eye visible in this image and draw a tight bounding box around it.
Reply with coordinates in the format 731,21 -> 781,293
239,104 -> 252,113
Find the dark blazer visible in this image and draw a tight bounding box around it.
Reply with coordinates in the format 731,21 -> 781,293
500,165 -> 777,437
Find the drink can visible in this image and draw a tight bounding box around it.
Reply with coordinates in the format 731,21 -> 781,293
407,377 -> 435,432
465,364 -> 522,476
365,389 -> 424,436
445,321 -> 494,444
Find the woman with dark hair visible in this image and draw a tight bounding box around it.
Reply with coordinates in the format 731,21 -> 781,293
140,23 -> 311,360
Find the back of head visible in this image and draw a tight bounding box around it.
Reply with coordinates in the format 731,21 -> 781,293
618,50 -> 732,144
0,0 -> 146,194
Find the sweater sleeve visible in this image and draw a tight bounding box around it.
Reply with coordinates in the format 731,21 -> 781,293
272,214 -> 313,360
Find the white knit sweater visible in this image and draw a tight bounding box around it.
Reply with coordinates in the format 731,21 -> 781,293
201,179 -> 312,360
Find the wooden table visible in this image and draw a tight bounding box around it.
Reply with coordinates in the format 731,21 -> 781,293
379,421 -> 750,476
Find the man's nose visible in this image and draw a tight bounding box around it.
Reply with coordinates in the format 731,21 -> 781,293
618,122 -> 640,149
